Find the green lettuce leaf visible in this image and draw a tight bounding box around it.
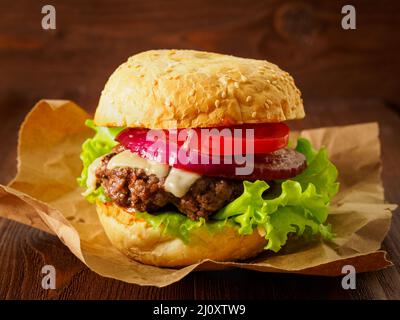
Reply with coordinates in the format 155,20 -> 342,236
293,138 -> 339,202
213,137 -> 339,252
135,211 -> 229,243
77,119 -> 123,202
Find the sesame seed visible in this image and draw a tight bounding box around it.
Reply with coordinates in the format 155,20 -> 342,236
251,112 -> 257,118
266,79 -> 271,84
264,102 -> 269,109
234,82 -> 240,88
240,75 -> 248,82
272,80 -> 277,85
190,89 -> 195,96
246,96 -> 252,103
221,91 -> 227,98
215,100 -> 221,108
218,76 -> 228,86
266,99 -> 273,105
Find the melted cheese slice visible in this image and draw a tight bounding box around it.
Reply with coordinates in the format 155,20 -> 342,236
164,167 -> 201,198
107,150 -> 170,178
86,156 -> 104,190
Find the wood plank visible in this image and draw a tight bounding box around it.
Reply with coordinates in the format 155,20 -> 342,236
0,0 -> 399,114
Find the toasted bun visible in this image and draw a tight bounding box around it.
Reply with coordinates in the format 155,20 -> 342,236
96,201 -> 267,267
95,49 -> 304,129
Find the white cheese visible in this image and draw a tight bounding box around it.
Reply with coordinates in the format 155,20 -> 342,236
107,150 -> 170,178
86,156 -> 104,191
164,167 -> 201,198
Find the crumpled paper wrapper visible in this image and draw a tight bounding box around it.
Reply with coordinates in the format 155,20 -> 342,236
0,100 -> 397,287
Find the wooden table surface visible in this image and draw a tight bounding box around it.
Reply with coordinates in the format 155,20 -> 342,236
0,0 -> 399,299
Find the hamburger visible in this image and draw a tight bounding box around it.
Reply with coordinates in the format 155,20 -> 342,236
78,50 -> 339,267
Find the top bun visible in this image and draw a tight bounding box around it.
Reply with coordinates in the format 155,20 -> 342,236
95,49 -> 304,129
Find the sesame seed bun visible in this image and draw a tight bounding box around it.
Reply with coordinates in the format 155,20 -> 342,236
94,49 -> 304,129
96,201 -> 267,267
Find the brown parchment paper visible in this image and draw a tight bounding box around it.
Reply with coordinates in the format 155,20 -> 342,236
0,100 -> 397,287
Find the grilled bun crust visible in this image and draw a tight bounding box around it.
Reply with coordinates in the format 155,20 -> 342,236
94,49 -> 304,129
96,201 -> 267,267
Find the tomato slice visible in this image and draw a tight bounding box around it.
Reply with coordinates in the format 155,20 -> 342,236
116,123 -> 291,179
116,123 -> 289,164
187,123 -> 289,156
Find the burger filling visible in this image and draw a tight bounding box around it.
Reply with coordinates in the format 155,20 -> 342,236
89,144 -> 307,220
78,120 -> 339,252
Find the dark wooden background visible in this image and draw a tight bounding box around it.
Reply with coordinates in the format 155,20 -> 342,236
0,0 -> 399,300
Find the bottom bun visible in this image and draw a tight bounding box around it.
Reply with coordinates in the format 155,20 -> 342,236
96,202 -> 267,267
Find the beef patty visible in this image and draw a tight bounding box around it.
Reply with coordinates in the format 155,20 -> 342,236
95,144 -> 306,220
95,148 -> 243,220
